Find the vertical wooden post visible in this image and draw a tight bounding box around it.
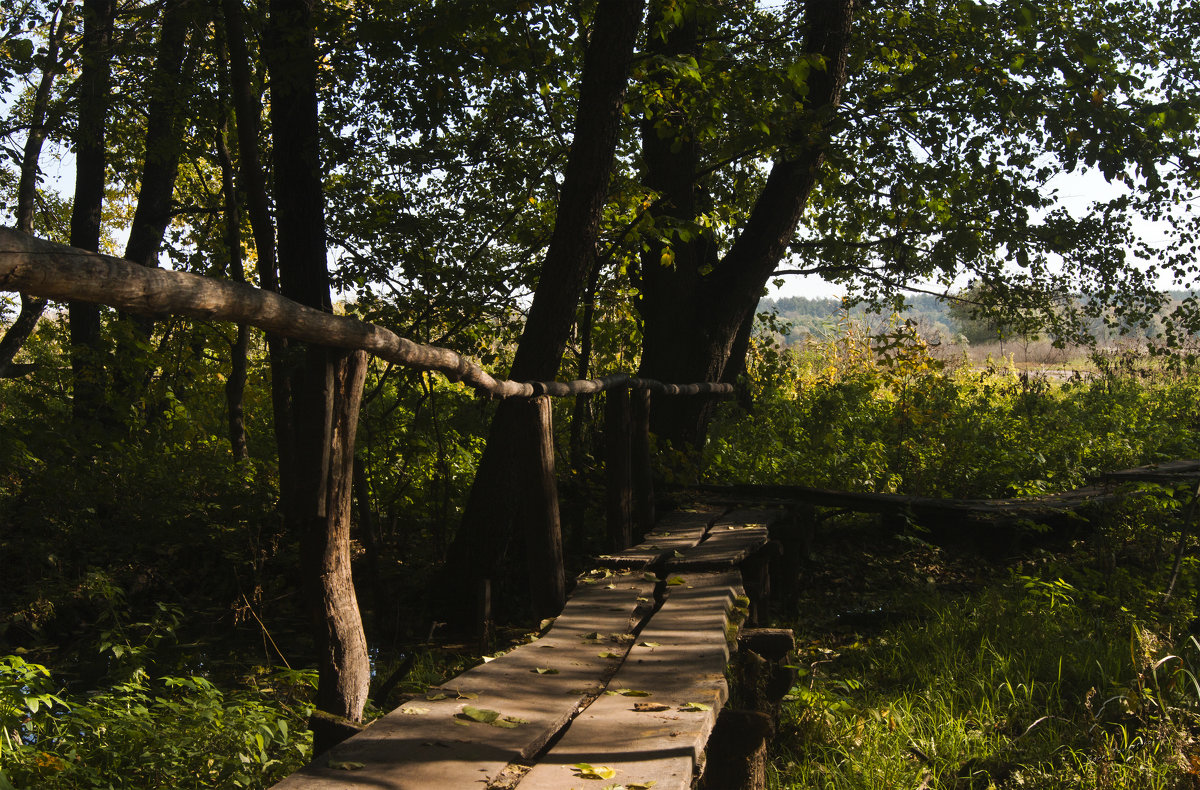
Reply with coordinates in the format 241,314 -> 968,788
630,387 -> 654,539
302,348 -> 371,755
606,387 -> 632,551
520,396 -> 566,619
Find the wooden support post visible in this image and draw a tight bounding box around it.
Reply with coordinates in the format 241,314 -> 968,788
298,347 -> 371,757
520,396 -> 566,619
477,577 -> 493,650
630,387 -> 654,540
702,628 -> 796,790
605,387 -> 633,551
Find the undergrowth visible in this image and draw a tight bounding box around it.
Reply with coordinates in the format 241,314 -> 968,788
770,510 -> 1200,790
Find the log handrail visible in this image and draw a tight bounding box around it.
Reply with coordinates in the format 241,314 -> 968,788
0,227 -> 732,398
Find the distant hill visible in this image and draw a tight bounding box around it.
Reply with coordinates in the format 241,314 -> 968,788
758,291 -> 1197,346
758,293 -> 957,343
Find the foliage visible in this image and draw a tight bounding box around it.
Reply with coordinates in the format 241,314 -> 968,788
0,659 -> 315,790
770,500 -> 1200,790
705,314 -> 1200,497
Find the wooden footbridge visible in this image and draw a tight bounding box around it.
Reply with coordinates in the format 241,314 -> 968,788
273,506 -> 786,790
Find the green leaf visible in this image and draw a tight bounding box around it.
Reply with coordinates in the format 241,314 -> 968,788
572,763 -> 618,780
532,667 -> 559,674
461,706 -> 500,723
679,701 -> 711,711
638,641 -> 661,648
400,706 -> 431,715
616,689 -> 651,697
598,651 -> 621,659
666,576 -> 686,586
327,760 -> 366,770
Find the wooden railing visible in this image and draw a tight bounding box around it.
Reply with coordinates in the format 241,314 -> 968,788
0,227 -> 731,399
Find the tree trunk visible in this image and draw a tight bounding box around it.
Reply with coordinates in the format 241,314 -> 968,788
68,0 -> 116,425
439,0 -> 646,625
121,1 -> 195,271
0,6 -> 69,377
306,348 -> 371,746
267,0 -> 369,728
224,0 -> 294,486
637,0 -> 856,445
217,53 -> 249,462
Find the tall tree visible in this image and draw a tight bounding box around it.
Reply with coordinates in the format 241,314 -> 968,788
0,2 -> 71,377
222,0 -> 294,481
67,0 -> 116,424
636,0 -> 856,445
441,0 -> 647,623
266,0 -> 370,736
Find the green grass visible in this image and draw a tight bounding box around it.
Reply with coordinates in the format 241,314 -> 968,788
769,574 -> 1200,789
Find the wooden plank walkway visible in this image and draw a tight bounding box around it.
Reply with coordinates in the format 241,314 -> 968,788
271,505 -> 777,790
594,505 -> 722,570
273,574 -> 655,789
517,571 -> 744,790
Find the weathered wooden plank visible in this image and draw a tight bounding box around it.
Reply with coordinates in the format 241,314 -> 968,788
665,509 -> 775,571
594,505 -> 722,570
271,573 -> 655,790
516,571 -> 745,790
1101,459 -> 1200,483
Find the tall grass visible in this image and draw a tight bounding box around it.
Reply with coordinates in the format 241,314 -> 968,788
772,575 -> 1200,789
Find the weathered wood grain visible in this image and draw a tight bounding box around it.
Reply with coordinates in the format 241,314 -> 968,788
664,509 -> 775,571
594,506 -> 722,570
515,571 -> 745,790
1101,459 -> 1200,483
270,573 -> 654,789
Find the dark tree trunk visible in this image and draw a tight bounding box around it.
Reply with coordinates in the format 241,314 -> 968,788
111,1 -> 200,417
637,0 -> 856,445
0,6 -> 70,377
68,0 -> 116,424
223,0 -> 294,485
122,1 -> 195,271
267,0 -> 370,727
440,0 -> 646,626
216,50 -> 249,462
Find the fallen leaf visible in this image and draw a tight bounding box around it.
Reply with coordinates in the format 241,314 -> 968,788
679,702 -> 711,712
327,760 -> 365,771
460,706 -> 500,724
532,667 -> 559,675
400,707 -> 431,715
571,763 -> 617,780
617,689 -> 651,697
633,702 -> 671,712
598,651 -> 621,659
425,692 -> 448,701
666,576 -> 686,586
638,641 -> 661,648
